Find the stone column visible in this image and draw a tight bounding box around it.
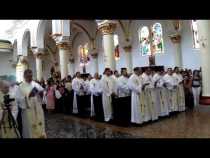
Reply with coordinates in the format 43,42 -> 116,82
35,53 -> 43,81
57,42 -> 69,79
68,53 -> 75,77
16,56 -> 28,82
123,45 -> 133,73
98,21 -> 117,70
91,53 -> 99,74
169,34 -> 183,67
197,20 -> 210,105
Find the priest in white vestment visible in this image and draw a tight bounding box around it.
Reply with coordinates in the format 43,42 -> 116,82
72,72 -> 85,114
128,67 -> 144,124
16,69 -> 46,138
101,68 -> 114,122
141,68 -> 158,121
163,68 -> 179,112
152,70 -> 169,117
173,67 -> 186,112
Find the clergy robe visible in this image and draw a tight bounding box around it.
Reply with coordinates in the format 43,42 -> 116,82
128,74 -> 143,124
101,75 -> 114,122
152,73 -> 169,117
89,78 -> 103,121
0,91 -> 20,138
141,73 -> 158,121
163,74 -> 179,112
72,77 -> 85,115
173,73 -> 186,112
115,75 -> 131,125
16,81 -> 46,138
83,80 -> 91,116
64,82 -> 74,114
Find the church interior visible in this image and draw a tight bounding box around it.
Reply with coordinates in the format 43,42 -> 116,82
0,20 -> 210,138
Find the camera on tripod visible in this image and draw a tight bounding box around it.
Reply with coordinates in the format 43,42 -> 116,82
4,95 -> 15,108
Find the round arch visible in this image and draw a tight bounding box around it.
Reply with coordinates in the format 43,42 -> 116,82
36,20 -> 52,49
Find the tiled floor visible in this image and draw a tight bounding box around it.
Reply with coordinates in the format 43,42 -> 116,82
45,105 -> 210,138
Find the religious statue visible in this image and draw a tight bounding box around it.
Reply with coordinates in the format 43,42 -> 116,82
149,55 -> 156,66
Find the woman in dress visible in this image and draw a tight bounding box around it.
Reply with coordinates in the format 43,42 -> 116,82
46,79 -> 56,113
183,71 -> 194,109
192,70 -> 202,107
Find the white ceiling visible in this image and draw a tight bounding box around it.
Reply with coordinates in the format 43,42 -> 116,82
0,20 -> 27,42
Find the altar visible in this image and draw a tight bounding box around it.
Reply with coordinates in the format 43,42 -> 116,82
141,65 -> 164,72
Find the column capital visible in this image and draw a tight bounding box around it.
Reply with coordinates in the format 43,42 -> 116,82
19,56 -> 28,64
31,48 -> 45,59
172,20 -> 182,32
57,41 -> 71,50
98,21 -> 117,35
169,34 -> 181,43
123,45 -> 132,53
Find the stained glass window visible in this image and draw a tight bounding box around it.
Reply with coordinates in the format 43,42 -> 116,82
151,23 -> 164,54
79,43 -> 90,66
192,20 -> 200,49
139,26 -> 151,56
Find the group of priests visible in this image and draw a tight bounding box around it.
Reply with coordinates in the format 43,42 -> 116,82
72,66 -> 186,125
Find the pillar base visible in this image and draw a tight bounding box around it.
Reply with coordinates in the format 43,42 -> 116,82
200,96 -> 210,105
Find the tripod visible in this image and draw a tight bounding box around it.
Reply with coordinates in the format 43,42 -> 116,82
1,104 -> 21,138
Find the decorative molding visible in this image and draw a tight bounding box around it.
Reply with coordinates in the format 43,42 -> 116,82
57,42 -> 70,50
34,53 -> 44,59
169,34 -> 181,43
123,45 -> 132,53
19,56 -> 28,65
172,20 -> 182,32
98,22 -> 117,35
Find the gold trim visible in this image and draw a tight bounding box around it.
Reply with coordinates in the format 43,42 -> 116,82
19,56 -> 28,65
169,34 -> 181,43
57,42 -> 70,50
98,22 -> 117,35
35,53 -> 44,59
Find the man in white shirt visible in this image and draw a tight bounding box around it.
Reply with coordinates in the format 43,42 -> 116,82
115,68 -> 131,126
128,67 -> 144,124
163,68 -> 179,112
173,67 -> 185,112
89,73 -> 103,121
141,68 -> 158,121
101,68 -> 115,122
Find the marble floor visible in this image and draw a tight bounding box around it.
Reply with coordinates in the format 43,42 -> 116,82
45,105 -> 210,138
